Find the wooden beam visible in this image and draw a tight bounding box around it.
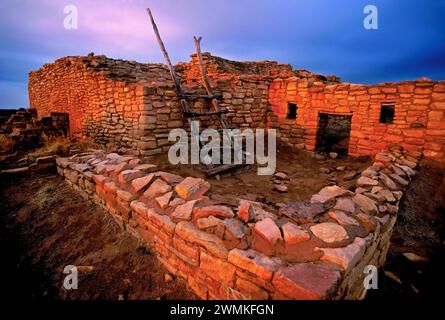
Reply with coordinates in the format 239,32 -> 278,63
193,36 -> 230,129
147,8 -> 189,113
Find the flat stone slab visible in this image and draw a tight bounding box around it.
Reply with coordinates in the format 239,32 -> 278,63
279,200 -> 329,224
281,222 -> 311,244
254,218 -> 282,245
228,248 -> 282,281
272,263 -> 341,299
319,237 -> 367,271
310,222 -> 349,243
352,193 -> 378,215
311,185 -> 351,203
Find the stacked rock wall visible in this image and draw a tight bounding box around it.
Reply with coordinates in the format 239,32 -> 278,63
269,77 -> 445,161
56,145 -> 417,300
29,54 -> 287,154
29,53 -> 445,162
0,108 -> 69,150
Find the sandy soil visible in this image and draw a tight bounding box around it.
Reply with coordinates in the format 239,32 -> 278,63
150,145 -> 372,210
0,171 -> 196,300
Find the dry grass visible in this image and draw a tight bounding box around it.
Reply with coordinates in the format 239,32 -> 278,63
0,135 -> 15,153
30,133 -> 71,158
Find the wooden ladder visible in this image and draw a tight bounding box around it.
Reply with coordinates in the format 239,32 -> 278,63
147,9 -> 249,177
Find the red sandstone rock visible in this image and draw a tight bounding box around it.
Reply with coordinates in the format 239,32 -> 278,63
118,169 -> 144,185
379,173 -> 399,191
311,185 -> 350,203
175,221 -> 228,258
144,178 -> 172,198
156,191 -> 173,209
309,222 -> 349,243
131,173 -> 155,193
352,193 -> 378,215
319,237 -> 367,271
356,176 -> 379,187
200,252 -> 236,286
333,197 -> 356,214
279,200 -> 329,224
235,277 -> 269,300
227,248 -> 281,281
175,177 -> 210,200
130,200 -> 148,216
193,205 -> 234,220
171,200 -> 198,222
355,212 -> 377,233
237,201 -> 254,223
156,171 -> 183,185
134,163 -> 157,172
272,263 -> 341,300
281,222 -> 310,244
327,211 -> 360,226
389,173 -> 409,186
116,189 -> 134,202
223,218 -> 247,240
253,218 -> 282,245
196,216 -> 223,230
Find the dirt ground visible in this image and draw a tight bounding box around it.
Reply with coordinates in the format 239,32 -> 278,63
0,170 -> 197,300
150,145 -> 372,210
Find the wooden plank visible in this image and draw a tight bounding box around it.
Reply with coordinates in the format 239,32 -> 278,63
184,110 -> 228,118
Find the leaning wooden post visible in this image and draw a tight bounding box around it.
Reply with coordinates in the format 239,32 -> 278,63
146,8 -> 190,114
193,36 -> 230,129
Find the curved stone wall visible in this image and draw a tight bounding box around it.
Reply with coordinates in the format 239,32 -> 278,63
55,145 -> 418,299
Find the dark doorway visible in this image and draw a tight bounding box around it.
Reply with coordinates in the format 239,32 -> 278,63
315,113 -> 352,156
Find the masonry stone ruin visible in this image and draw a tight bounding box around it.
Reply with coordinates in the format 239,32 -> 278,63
29,53 -> 445,161
28,52 -> 445,299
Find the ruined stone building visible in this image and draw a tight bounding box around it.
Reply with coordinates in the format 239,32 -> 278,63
26,53 -> 444,299
28,53 -> 445,162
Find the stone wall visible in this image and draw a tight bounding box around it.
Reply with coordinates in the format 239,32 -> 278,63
29,54 -> 286,154
56,145 -> 418,299
29,53 -> 445,162
269,77 -> 445,161
0,108 -> 69,150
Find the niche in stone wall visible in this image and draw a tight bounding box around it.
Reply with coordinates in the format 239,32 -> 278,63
315,113 -> 352,156
287,103 -> 298,120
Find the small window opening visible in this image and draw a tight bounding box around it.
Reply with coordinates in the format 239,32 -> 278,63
287,103 -> 297,119
380,104 -> 395,124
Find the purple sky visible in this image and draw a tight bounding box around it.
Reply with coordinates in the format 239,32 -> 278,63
1,0 -> 445,109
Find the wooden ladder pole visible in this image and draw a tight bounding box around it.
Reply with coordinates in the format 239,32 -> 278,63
147,8 -> 190,114
193,36 -> 230,129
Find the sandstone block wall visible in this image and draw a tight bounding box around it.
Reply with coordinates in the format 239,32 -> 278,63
0,108 -> 69,150
29,53 -> 445,162
29,54 -> 286,154
56,145 -> 418,299
269,77 -> 445,161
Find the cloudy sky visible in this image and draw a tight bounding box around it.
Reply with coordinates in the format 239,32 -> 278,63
1,0 -> 444,109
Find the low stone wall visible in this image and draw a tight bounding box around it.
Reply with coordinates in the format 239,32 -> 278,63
0,108 -> 69,151
55,146 -> 417,299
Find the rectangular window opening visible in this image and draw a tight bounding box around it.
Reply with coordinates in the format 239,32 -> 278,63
380,104 -> 395,124
287,103 -> 298,120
